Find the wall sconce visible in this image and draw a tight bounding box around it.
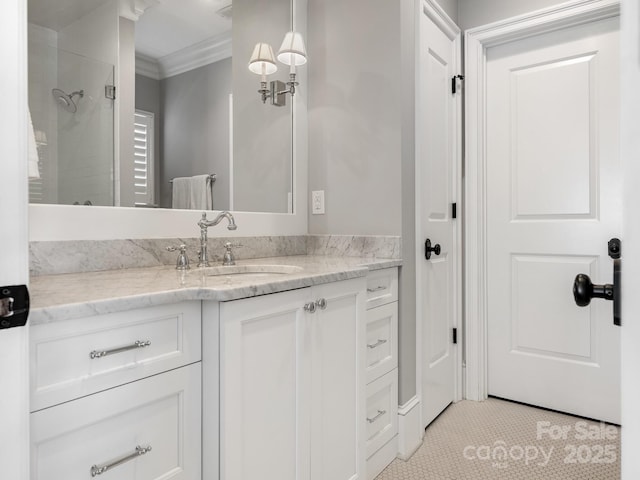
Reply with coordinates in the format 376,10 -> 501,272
249,31 -> 307,106
248,42 -> 278,104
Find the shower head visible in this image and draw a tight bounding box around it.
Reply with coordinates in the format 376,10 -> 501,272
52,88 -> 84,113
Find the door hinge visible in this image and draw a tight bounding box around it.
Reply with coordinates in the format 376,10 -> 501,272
451,75 -> 464,95
452,327 -> 458,344
105,85 -> 116,100
452,202 -> 457,219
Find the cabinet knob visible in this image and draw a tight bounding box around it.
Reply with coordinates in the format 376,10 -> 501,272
315,298 -> 327,310
304,302 -> 316,313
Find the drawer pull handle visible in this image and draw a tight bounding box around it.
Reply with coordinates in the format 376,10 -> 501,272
315,298 -> 327,310
366,409 -> 387,424
367,339 -> 388,349
367,286 -> 387,293
90,444 -> 152,477
90,340 -> 151,359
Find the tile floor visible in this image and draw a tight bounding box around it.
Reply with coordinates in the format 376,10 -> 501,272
376,397 -> 620,480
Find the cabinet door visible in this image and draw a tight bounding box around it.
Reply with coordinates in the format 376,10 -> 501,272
220,288 -> 311,480
311,278 -> 366,480
31,363 -> 201,480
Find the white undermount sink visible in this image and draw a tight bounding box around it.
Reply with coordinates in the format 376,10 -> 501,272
203,264 -> 304,277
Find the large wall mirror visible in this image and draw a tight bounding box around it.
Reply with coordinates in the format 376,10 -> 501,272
27,0 -> 302,215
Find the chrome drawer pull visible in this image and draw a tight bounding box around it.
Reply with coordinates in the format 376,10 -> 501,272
304,302 -> 316,313
367,339 -> 388,349
90,340 -> 151,359
367,285 -> 387,293
366,409 -> 387,424
90,445 -> 152,477
315,298 -> 327,310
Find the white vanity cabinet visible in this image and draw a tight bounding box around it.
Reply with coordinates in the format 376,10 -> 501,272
364,268 -> 399,480
29,302 -> 202,480
219,278 -> 366,480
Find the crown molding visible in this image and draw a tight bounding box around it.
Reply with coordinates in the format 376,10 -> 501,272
135,32 -> 232,80
135,53 -> 161,80
157,31 -> 232,79
119,0 -> 160,22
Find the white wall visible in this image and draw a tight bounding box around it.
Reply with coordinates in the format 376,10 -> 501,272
307,0 -> 402,236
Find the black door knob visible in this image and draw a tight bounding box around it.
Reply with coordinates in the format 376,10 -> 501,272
573,273 -> 614,307
425,239 -> 441,260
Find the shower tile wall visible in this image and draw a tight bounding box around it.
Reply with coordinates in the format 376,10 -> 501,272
56,51 -> 114,206
28,0 -> 118,207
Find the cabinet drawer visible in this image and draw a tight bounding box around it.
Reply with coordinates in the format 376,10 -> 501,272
30,302 -> 202,411
366,302 -> 398,384
365,369 -> 398,459
366,268 -> 398,309
31,363 -> 201,480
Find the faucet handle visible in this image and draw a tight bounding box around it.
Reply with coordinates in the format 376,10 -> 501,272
166,245 -> 190,270
222,242 -> 242,266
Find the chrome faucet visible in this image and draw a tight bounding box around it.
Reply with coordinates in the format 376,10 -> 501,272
197,211 -> 237,267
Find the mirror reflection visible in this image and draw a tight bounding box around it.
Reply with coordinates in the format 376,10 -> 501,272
27,0 -> 296,214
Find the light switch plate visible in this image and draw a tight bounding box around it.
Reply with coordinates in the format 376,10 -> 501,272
312,190 -> 325,214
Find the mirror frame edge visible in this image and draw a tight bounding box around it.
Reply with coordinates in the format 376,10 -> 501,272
28,0 -> 308,241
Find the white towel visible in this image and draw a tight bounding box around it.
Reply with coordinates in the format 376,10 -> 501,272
190,174 -> 213,210
28,109 -> 40,179
172,177 -> 191,209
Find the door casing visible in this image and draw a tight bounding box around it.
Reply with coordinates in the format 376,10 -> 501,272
463,0 -> 621,402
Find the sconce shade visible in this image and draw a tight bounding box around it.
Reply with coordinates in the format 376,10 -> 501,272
248,43 -> 278,75
277,31 -> 307,66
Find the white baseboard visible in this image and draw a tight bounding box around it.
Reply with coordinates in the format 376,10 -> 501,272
397,396 -> 423,460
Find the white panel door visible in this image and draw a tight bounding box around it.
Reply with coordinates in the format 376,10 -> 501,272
487,16 -> 621,423
0,0 -> 30,478
418,6 -> 460,428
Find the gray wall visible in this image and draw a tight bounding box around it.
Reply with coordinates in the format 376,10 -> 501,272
438,0 -> 459,23
232,0 -> 292,213
458,0 -> 564,30
307,0 -> 459,405
307,0 -> 402,236
160,58 -> 232,210
304,0 -> 568,406
398,0 -> 419,406
135,74 -> 162,205
119,17 -> 136,207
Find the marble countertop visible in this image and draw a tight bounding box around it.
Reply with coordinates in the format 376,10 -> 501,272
29,255 -> 402,325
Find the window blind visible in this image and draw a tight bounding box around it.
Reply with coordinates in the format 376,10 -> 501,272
134,110 -> 155,206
